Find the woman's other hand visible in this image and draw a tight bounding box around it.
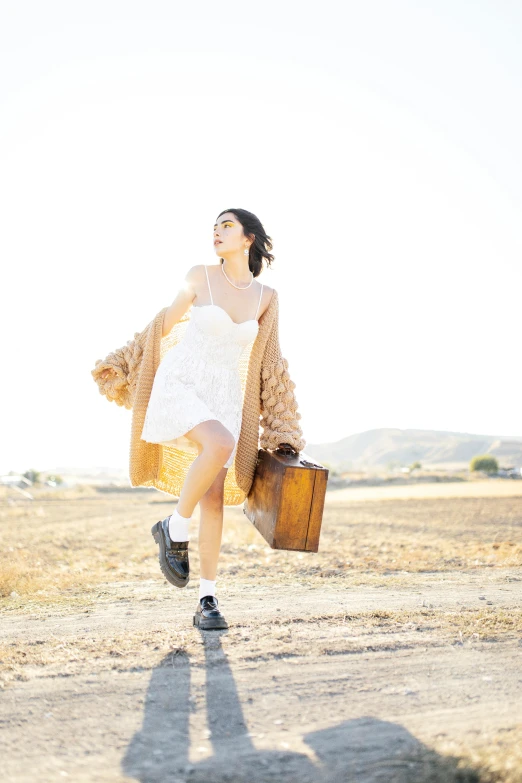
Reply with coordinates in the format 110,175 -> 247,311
275,442 -> 299,457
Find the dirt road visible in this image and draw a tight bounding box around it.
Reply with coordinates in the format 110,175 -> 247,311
1,482 -> 521,782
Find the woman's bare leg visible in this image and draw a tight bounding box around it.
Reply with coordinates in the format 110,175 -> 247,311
175,419 -> 235,518
197,459 -> 227,581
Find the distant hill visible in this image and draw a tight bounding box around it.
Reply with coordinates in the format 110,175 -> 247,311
40,429 -> 522,480
305,428 -> 522,472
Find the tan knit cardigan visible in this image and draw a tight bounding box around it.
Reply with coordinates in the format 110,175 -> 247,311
91,289 -> 305,505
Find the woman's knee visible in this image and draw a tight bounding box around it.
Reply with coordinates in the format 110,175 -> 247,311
204,425 -> 235,459
188,420 -> 235,461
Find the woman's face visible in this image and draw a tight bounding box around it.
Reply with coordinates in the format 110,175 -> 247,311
213,212 -> 249,256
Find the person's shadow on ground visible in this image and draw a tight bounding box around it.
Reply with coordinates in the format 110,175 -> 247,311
122,634 -> 480,783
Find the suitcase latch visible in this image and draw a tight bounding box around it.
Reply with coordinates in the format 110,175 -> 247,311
299,459 -> 324,469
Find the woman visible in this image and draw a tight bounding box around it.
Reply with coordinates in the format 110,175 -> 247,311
93,208 -> 305,631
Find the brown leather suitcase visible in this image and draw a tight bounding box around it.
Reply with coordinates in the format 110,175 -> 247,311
243,448 -> 329,552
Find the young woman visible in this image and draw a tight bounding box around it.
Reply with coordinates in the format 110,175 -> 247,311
94,208 -> 305,630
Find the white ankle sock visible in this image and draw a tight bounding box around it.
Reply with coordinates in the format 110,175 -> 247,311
168,508 -> 191,542
199,577 -> 216,601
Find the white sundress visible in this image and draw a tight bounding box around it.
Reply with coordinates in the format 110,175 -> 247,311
140,266 -> 263,469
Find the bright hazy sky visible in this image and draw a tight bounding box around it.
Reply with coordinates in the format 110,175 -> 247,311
1,1 -> 521,474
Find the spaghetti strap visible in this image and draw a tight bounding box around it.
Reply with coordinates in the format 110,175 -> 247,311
204,265 -> 213,305
254,283 -> 264,320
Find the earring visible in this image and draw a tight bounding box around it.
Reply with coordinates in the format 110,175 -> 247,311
244,247 -> 249,255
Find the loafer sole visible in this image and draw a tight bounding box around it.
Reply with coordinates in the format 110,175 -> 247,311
151,521 -> 189,589
193,612 -> 228,630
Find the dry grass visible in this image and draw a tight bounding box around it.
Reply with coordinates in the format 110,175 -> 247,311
433,725 -> 522,783
2,606 -> 520,674
1,487 -> 521,610
328,477 -> 522,502
1,482 -> 521,783
1,483 -> 521,666
0,487 -> 161,606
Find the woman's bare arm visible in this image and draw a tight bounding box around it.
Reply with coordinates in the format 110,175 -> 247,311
98,267 -> 200,380
161,265 -> 201,338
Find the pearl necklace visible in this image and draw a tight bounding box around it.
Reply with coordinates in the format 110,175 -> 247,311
221,260 -> 254,289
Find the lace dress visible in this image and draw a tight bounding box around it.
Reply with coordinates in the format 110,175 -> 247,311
140,266 -> 263,469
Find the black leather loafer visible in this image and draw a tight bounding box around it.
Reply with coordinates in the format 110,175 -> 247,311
193,595 -> 228,630
151,517 -> 190,588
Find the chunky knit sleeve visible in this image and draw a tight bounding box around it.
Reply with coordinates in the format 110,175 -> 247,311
259,295 -> 306,453
91,326 -> 149,410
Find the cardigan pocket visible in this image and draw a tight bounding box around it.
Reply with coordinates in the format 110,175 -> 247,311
259,356 -> 305,452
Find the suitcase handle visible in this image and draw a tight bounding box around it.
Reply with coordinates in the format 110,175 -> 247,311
272,446 -> 327,471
